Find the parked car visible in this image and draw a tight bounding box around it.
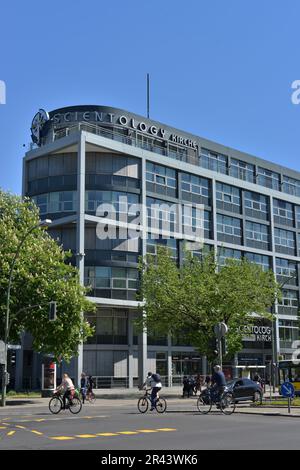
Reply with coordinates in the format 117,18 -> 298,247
226,378 -> 263,404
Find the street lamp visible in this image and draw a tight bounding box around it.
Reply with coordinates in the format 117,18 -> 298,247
1,219 -> 52,407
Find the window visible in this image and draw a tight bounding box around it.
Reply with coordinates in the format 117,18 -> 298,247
200,149 -> 227,174
84,267 -> 138,299
245,221 -> 269,247
146,235 -> 177,260
147,197 -> 177,234
216,183 -> 241,213
146,162 -> 177,196
276,258 -> 297,285
244,253 -> 270,271
85,190 -> 139,217
244,191 -> 269,220
32,191 -> 77,215
282,175 -> 300,197
217,214 -> 242,240
257,167 -> 280,191
274,228 -> 295,254
230,158 -> 255,183
278,289 -> 299,310
273,199 -> 294,227
218,248 -> 242,266
180,172 -> 210,204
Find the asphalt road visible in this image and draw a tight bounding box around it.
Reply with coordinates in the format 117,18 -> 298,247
0,399 -> 300,450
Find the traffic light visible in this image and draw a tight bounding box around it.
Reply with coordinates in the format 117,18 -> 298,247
221,337 -> 228,357
208,337 -> 219,357
10,351 -> 16,366
49,301 -> 57,321
5,372 -> 10,386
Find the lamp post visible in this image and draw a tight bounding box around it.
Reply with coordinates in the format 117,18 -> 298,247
1,219 -> 52,407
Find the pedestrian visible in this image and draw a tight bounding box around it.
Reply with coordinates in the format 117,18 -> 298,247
195,374 -> 202,395
182,376 -> 189,398
80,372 -> 88,404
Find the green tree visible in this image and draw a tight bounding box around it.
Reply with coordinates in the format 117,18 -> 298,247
137,247 -> 281,361
0,190 -> 95,362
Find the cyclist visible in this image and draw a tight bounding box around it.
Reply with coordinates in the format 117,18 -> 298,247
142,371 -> 162,411
55,373 -> 75,409
211,365 -> 226,405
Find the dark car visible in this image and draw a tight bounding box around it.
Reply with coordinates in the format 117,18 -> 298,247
226,378 -> 263,404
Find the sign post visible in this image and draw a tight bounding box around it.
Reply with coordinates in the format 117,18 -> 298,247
280,381 -> 295,414
213,322 -> 228,368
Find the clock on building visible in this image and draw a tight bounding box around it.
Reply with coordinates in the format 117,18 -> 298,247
31,109 -> 49,145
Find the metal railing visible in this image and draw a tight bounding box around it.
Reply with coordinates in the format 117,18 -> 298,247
41,121 -> 198,167
90,375 -> 206,389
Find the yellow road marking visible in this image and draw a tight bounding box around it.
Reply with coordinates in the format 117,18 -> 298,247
156,428 -> 177,431
137,429 -> 159,433
96,433 -> 118,436
75,434 -> 98,438
0,426 -> 7,429
51,436 -> 75,440
31,430 -> 43,435
7,431 -> 16,436
34,419 -> 45,422
118,431 -> 138,435
15,426 -> 26,429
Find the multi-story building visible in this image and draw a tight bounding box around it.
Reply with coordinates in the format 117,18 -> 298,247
16,104 -> 300,389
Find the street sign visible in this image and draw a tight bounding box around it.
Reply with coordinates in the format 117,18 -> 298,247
214,322 -> 228,338
7,344 -> 21,350
281,381 -> 295,398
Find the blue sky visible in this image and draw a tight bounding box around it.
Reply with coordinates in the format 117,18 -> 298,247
1,0 -> 300,194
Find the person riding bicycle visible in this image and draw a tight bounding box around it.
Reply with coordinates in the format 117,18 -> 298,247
211,365 -> 226,404
142,372 -> 162,411
55,373 -> 75,409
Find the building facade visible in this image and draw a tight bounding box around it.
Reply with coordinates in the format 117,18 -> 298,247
17,104 -> 300,389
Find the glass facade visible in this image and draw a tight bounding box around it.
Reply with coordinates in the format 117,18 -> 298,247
24,106 -> 300,388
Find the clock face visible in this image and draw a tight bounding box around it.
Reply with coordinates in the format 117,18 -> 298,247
31,109 -> 49,144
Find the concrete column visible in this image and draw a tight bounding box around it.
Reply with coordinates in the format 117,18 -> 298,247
167,335 -> 172,387
128,312 -> 134,388
138,157 -> 148,387
74,132 -> 86,388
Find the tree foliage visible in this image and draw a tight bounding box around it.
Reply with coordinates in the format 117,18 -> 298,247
137,247 -> 281,361
0,190 -> 95,361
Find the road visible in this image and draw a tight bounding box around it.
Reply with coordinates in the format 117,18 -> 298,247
0,398 -> 300,450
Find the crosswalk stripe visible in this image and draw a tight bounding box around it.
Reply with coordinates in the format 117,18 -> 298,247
137,429 -> 158,433
156,428 -> 177,431
118,431 -> 138,435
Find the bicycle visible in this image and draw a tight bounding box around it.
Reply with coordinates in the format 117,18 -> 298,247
197,386 -> 236,415
137,388 -> 167,414
49,390 -> 82,415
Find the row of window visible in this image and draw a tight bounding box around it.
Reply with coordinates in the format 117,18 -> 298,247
32,188 -> 300,235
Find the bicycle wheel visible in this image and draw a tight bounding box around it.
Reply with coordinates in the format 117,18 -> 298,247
49,396 -> 62,414
220,392 -> 236,415
137,397 -> 149,413
69,397 -> 82,414
197,395 -> 212,414
155,397 -> 167,413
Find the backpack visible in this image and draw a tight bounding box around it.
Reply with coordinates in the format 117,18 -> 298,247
152,373 -> 161,383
